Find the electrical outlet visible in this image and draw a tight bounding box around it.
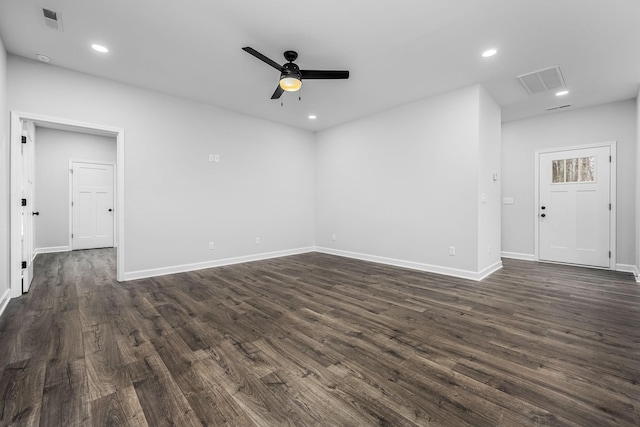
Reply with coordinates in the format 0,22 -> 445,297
449,246 -> 456,256
209,241 -> 215,250
332,233 -> 336,241
255,237 -> 261,245
208,154 -> 214,162
214,154 -> 220,162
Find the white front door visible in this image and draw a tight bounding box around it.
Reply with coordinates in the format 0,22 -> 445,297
72,162 -> 115,250
538,146 -> 611,268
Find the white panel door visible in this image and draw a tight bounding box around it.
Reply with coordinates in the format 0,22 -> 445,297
539,146 -> 610,267
21,126 -> 35,293
72,162 -> 114,250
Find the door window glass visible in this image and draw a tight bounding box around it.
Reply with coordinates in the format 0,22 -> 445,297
551,156 -> 595,183
579,156 -> 595,181
552,160 -> 565,183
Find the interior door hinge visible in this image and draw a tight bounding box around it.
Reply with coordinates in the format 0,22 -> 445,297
21,136 -> 27,144
21,261 -> 27,269
70,169 -> 73,174
609,155 -> 612,162
609,251 -> 611,258
609,203 -> 612,210
21,198 -> 27,207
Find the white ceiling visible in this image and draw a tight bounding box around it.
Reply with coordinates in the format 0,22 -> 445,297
1,0 -> 638,132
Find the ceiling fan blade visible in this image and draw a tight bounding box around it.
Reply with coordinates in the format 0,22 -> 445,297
301,70 -> 349,79
242,47 -> 284,72
271,85 -> 284,99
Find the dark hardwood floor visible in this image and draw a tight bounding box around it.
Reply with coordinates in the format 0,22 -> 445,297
0,249 -> 639,426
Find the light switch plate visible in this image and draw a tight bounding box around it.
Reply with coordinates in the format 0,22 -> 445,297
503,197 -> 514,205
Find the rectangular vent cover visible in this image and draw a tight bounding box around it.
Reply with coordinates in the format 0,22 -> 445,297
517,65 -> 565,95
42,8 -> 63,31
547,104 -> 572,111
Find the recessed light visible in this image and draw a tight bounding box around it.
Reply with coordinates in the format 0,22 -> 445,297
308,115 -> 317,120
482,48 -> 498,58
555,90 -> 569,96
91,44 -> 109,53
35,53 -> 50,63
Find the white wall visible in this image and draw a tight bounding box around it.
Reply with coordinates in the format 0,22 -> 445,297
0,35 -> 9,305
636,92 -> 640,280
501,99 -> 637,266
34,127 -> 117,250
315,85 -> 501,279
7,55 -> 316,277
477,86 -> 502,272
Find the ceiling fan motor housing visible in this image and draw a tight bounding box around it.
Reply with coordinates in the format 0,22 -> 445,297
281,62 -> 301,80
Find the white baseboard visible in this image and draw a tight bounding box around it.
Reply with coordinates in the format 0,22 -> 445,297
35,246 -> 71,255
123,247 -> 316,281
615,263 -> 640,281
501,251 -> 537,261
0,288 -> 11,318
477,260 -> 504,281
316,247 -> 502,282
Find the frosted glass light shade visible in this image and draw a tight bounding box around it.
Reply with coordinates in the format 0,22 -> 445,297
279,77 -> 302,92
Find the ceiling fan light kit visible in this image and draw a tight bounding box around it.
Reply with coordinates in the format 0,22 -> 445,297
280,76 -> 302,92
242,47 -> 349,99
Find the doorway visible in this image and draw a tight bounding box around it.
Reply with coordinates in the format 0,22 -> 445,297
536,143 -> 616,268
10,111 -> 125,299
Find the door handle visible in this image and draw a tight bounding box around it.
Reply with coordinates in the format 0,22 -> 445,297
32,212 -> 40,216
108,209 -> 113,212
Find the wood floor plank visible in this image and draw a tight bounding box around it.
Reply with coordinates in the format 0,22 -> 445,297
0,358 -> 47,426
252,339 -> 373,425
83,321 -> 130,401
128,354 -> 201,427
39,358 -> 90,426
6,309 -> 52,365
90,385 -> 149,427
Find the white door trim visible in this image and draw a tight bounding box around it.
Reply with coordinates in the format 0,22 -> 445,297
68,160 -> 117,251
534,141 -> 617,270
10,111 -> 125,299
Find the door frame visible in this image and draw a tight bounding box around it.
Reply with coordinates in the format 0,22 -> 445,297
10,111 -> 125,298
69,160 -> 117,251
534,141 -> 617,269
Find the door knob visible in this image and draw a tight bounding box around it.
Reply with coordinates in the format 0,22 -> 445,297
541,206 -> 546,210
108,209 -> 113,212
540,213 -> 546,218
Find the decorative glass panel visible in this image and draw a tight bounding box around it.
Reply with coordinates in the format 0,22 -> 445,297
579,156 -> 595,182
552,160 -> 565,183
566,158 -> 579,182
551,155 -> 596,184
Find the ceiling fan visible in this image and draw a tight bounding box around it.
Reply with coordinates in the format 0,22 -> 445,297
242,47 -> 350,99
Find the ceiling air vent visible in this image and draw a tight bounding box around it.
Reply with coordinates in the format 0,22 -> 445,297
517,65 -> 565,95
42,8 -> 63,31
547,104 -> 572,111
